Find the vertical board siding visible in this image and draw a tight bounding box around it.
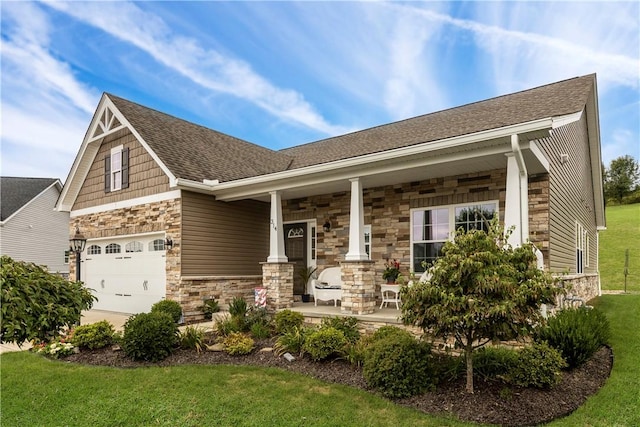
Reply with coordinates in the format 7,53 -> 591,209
0,186 -> 70,274
73,128 -> 170,210
537,114 -> 598,273
181,191 -> 269,276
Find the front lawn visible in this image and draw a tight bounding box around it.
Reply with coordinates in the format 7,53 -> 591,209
2,295 -> 638,426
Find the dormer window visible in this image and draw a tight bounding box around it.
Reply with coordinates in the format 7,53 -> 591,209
104,145 -> 129,193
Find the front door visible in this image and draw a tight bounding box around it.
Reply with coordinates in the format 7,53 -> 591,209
284,223 -> 307,295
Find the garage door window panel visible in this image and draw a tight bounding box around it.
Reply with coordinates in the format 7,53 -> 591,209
106,243 -> 121,254
149,239 -> 165,251
88,245 -> 101,255
126,241 -> 143,253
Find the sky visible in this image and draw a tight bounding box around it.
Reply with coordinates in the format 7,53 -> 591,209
1,1 -> 639,182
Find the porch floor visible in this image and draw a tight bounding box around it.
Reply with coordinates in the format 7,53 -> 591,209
289,302 -> 403,324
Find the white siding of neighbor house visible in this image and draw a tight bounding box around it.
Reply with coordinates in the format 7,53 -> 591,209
0,184 -> 70,274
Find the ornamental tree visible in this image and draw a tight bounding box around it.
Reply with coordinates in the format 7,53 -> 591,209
400,221 -> 562,393
0,255 -> 96,345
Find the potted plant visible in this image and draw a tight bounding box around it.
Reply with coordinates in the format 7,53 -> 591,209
382,259 -> 401,284
298,266 -> 317,302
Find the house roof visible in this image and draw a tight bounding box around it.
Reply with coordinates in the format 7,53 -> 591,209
281,74 -> 596,169
107,94 -> 293,182
1,177 -> 60,222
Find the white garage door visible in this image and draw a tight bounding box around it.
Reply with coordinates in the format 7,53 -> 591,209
82,233 -> 167,314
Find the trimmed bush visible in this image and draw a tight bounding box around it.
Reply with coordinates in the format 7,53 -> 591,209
121,312 -> 179,362
372,325 -> 414,342
473,346 -> 519,381
510,342 -> 567,388
223,332 -> 254,355
274,325 -> 308,356
303,327 -> 347,361
274,309 -> 305,334
179,326 -> 206,353
71,320 -> 115,350
363,333 -> 433,398
321,316 -> 360,343
151,300 -> 183,324
534,307 -> 610,368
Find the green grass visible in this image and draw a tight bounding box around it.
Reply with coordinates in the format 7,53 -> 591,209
2,295 -> 638,426
549,294 -> 640,427
0,354 -> 469,427
600,203 -> 640,292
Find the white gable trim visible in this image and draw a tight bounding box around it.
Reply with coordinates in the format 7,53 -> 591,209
70,189 -> 181,218
56,94 -> 176,212
1,180 -> 62,225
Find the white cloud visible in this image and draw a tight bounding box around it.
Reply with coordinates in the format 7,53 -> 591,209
44,1 -> 351,136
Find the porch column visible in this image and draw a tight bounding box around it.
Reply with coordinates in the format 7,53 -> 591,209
345,177 -> 368,261
267,191 -> 288,262
504,135 -> 529,247
340,260 -> 376,315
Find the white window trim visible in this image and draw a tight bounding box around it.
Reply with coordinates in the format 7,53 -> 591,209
110,145 -> 123,192
364,224 -> 372,260
576,222 -> 587,273
410,200 -> 499,272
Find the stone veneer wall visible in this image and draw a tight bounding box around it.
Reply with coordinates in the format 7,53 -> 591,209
178,276 -> 263,320
282,169 -> 551,283
557,273 -> 600,305
262,262 -> 294,310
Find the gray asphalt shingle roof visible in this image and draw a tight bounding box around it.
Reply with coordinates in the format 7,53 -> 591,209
107,74 -> 594,182
1,177 -> 59,221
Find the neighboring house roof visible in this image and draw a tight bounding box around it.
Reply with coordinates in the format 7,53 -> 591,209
107,94 -> 293,182
281,74 -> 595,169
1,177 -> 61,223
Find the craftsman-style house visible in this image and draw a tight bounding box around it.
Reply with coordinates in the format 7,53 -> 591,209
56,74 -> 604,319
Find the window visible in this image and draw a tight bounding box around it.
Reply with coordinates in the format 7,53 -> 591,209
88,245 -> 101,255
364,224 -> 372,260
104,145 -> 129,193
105,243 -> 121,254
311,226 -> 316,261
149,239 -> 165,251
576,222 -> 587,273
64,250 -> 70,264
125,241 -> 143,253
411,202 -> 497,272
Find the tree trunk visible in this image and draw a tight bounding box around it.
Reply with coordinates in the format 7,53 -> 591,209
465,339 -> 474,394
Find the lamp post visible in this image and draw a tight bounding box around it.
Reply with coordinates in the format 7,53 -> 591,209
69,227 -> 87,282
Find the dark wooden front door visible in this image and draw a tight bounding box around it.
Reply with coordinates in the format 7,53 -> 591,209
284,223 -> 307,295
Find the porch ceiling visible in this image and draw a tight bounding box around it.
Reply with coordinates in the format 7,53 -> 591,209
212,132 -> 550,202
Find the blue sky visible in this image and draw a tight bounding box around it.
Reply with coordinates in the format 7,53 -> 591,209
1,1 -> 638,181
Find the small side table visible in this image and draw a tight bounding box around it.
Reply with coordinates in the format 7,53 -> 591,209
380,284 -> 401,309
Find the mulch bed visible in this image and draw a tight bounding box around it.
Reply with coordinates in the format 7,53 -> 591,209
64,340 -> 612,426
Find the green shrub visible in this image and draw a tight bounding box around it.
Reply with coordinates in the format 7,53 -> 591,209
274,309 -> 305,334
274,325 -> 308,356
534,307 -> 610,368
363,333 -> 433,398
151,300 -> 183,324
228,297 -> 248,318
343,335 -> 374,367
246,307 -> 271,329
223,332 -> 254,355
509,342 -> 567,388
71,320 -> 115,350
121,312 -> 179,362
250,323 -> 272,340
321,316 -> 360,343
303,327 -> 347,361
200,298 -> 220,320
473,346 -> 519,381
372,325 -> 414,342
431,353 -> 465,383
0,255 -> 95,344
214,314 -> 243,337
179,326 -> 205,353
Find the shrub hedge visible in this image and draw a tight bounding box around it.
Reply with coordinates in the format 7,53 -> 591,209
121,312 -> 178,362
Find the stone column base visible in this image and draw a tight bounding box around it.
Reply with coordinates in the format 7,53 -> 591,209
340,260 -> 376,315
261,262 -> 294,311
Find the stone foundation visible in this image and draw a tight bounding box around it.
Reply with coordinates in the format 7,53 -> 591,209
177,276 -> 263,322
557,273 -> 600,306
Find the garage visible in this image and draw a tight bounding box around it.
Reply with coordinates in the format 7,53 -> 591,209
81,233 -> 167,314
